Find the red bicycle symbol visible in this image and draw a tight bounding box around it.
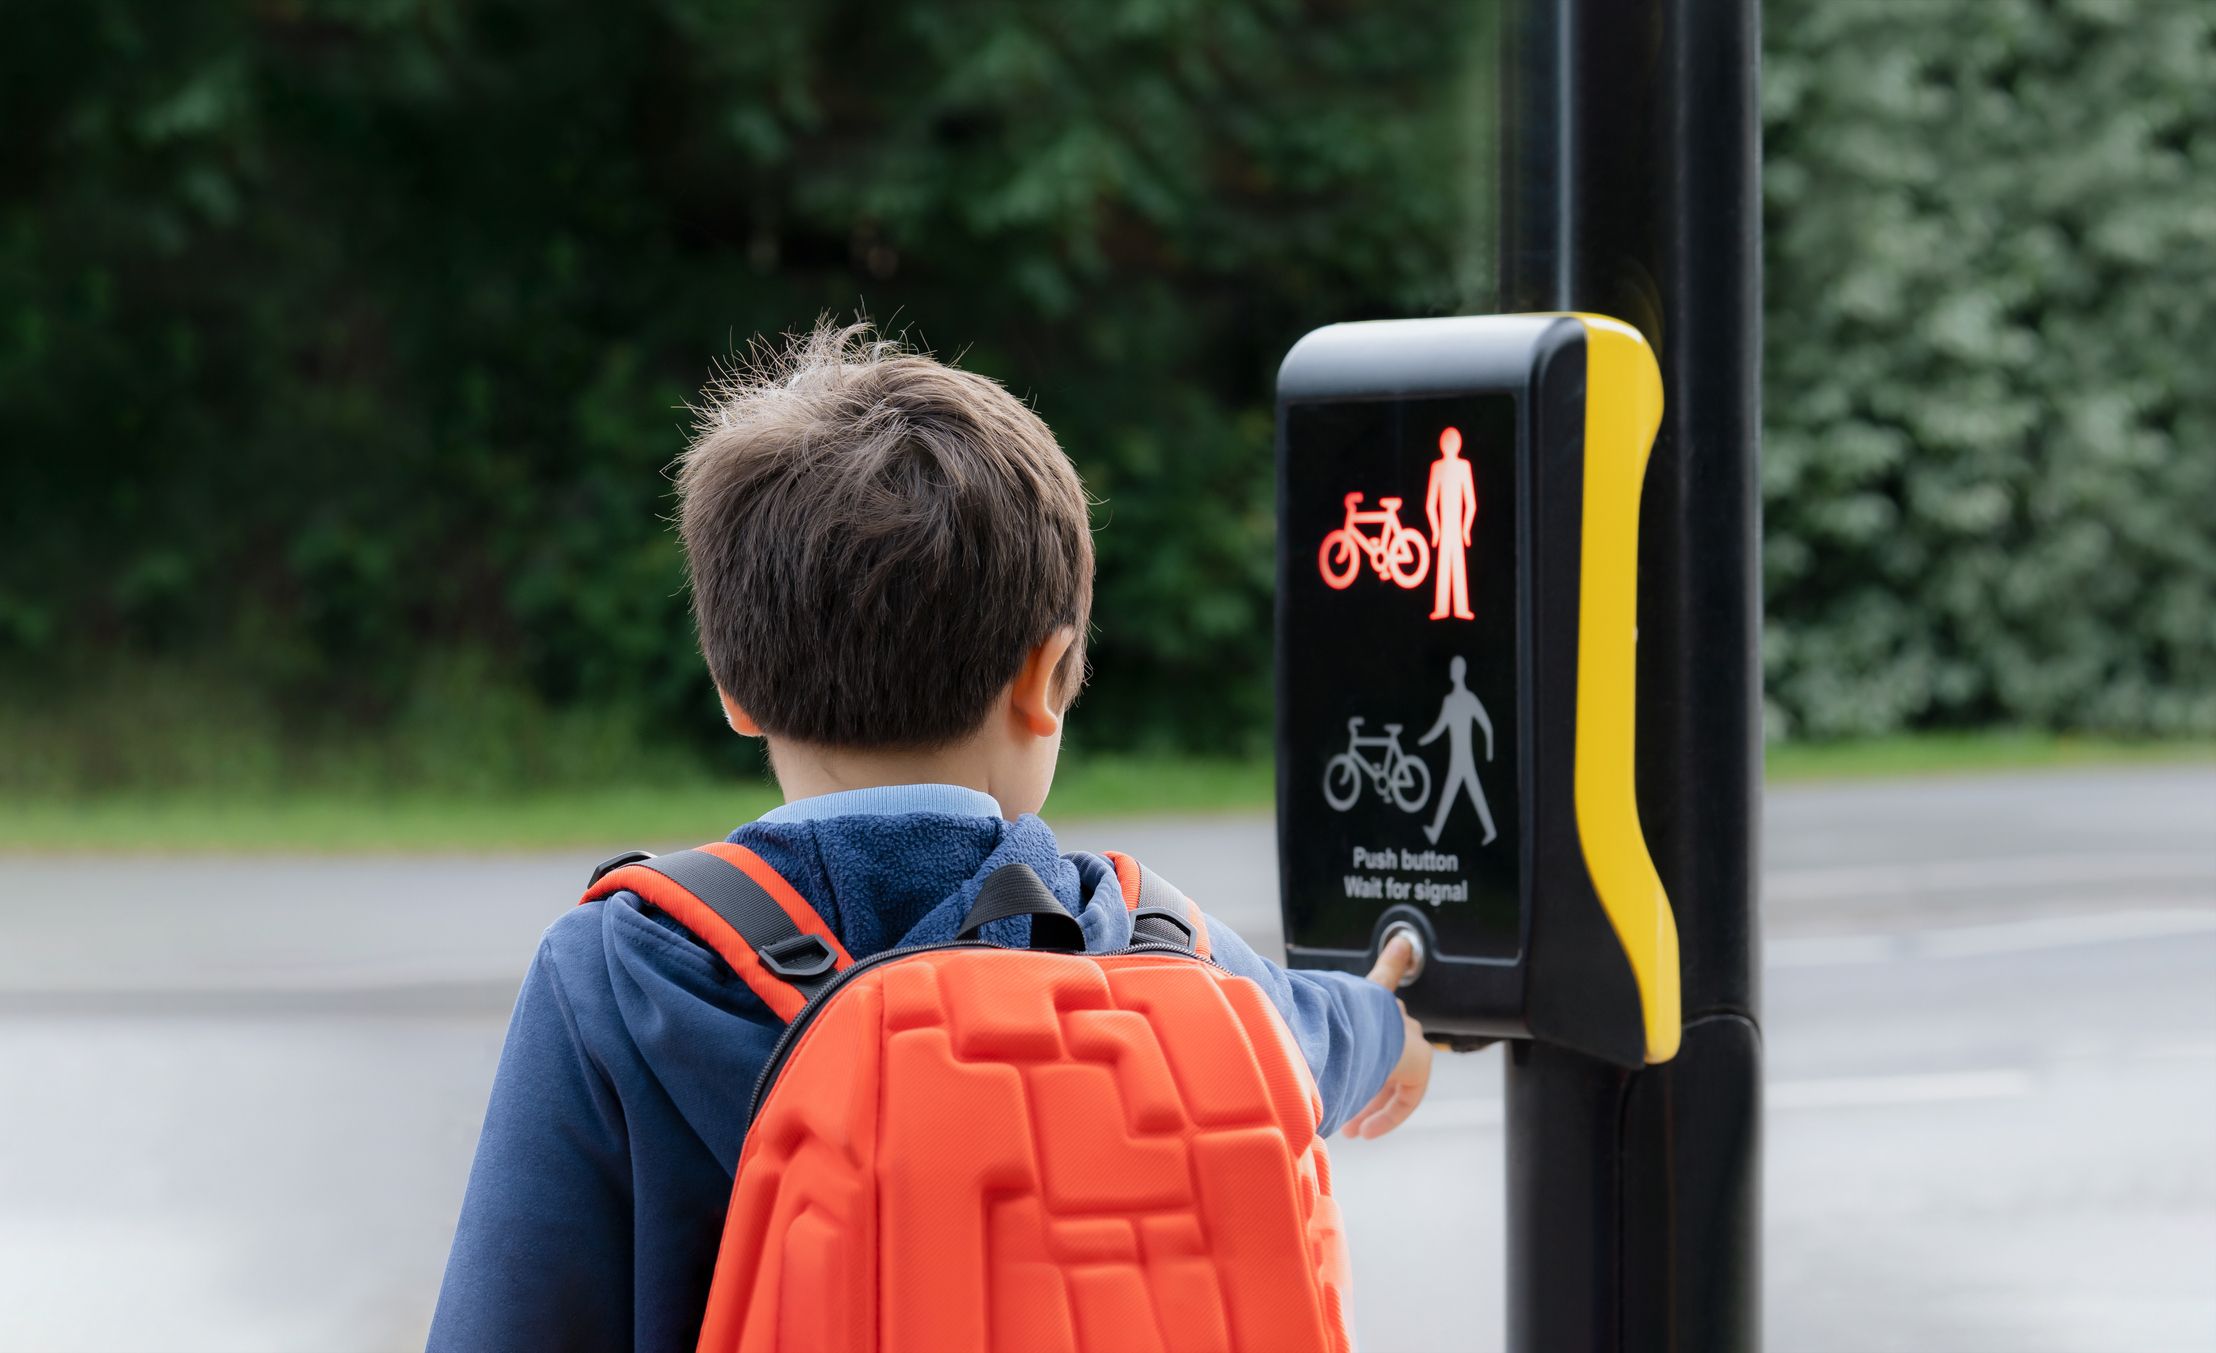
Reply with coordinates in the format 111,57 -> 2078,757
1318,492 -> 1431,591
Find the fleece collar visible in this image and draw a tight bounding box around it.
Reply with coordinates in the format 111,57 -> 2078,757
755,783 -> 1004,825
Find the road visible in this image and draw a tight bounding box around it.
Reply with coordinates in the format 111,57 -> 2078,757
2,766 -> 2211,1352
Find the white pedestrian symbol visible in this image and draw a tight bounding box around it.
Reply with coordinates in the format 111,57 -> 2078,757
1418,656 -> 1497,846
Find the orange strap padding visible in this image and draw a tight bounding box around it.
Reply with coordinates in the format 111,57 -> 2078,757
580,842 -> 853,1022
1100,850 -> 1213,959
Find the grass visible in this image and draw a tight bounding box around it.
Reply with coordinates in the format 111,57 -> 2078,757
3,733 -> 2205,854
1763,730 -> 2216,782
0,756 -> 1276,854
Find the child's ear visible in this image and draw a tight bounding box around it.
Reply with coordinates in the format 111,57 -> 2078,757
1010,627 -> 1078,738
717,688 -> 764,738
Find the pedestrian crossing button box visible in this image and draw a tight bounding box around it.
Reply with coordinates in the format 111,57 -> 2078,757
1274,314 -> 1680,1068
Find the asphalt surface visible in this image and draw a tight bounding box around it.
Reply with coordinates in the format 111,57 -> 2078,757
2,765 -> 2211,1352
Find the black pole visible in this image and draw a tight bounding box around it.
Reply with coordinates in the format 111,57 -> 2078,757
1498,2 -> 1764,1351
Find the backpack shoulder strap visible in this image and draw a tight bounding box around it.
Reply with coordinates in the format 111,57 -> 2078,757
1098,850 -> 1213,959
579,843 -> 854,1022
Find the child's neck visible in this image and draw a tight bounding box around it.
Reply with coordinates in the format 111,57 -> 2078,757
766,734 -> 1011,818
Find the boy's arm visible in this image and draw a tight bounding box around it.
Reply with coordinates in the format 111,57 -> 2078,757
1338,936 -> 1432,1139
1196,915 -> 1427,1138
428,943 -> 633,1353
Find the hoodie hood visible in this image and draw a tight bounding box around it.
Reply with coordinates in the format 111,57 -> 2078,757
589,811 -> 1128,1174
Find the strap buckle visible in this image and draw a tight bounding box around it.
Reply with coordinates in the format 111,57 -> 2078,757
757,932 -> 839,981
1129,905 -> 1197,951
588,849 -> 655,887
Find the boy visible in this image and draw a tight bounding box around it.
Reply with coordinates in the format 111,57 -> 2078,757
428,322 -> 1430,1352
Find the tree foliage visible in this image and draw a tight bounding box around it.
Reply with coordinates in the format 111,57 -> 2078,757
2,0 -> 1484,772
1762,0 -> 2216,736
3,0 -> 2208,793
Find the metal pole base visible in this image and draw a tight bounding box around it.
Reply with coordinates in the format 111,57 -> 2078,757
1506,1016 -> 1763,1352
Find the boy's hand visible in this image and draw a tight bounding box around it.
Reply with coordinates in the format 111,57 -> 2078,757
1341,933 -> 1434,1140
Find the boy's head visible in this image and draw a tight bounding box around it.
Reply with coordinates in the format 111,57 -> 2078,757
678,321 -> 1093,811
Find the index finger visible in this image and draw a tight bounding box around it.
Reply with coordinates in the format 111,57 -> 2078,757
1366,931 -> 1416,989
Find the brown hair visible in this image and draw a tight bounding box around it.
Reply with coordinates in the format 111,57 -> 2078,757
677,321 -> 1093,748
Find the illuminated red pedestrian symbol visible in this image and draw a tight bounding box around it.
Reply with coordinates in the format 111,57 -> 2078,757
1318,492 -> 1431,590
1425,426 -> 1476,621
1314,426 -> 1477,621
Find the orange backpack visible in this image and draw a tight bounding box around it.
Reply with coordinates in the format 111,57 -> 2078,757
581,842 -> 1352,1353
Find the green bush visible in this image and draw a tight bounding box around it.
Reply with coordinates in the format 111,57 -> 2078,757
1762,0 -> 2216,737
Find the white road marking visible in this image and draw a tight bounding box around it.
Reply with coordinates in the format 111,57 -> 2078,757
1395,1068 -> 2041,1134
1767,852 -> 2215,904
1918,909 -> 2216,956
1765,933 -> 1899,967
2132,1040 -> 2216,1063
1767,907 -> 2216,967
1766,1069 -> 2035,1109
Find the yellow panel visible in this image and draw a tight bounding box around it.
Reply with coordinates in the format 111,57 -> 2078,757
1555,313 -> 1680,1062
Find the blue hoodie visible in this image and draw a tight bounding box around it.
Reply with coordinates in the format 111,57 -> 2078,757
428,785 -> 1403,1353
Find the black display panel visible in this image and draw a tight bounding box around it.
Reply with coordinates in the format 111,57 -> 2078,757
1279,394 -> 1523,961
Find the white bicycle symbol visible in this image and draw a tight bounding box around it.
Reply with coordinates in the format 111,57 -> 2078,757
1322,717 -> 1432,814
